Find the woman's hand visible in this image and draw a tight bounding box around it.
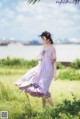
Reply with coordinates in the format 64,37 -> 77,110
53,62 -> 57,81
54,75 -> 57,81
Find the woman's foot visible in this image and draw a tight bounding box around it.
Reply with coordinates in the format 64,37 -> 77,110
47,97 -> 54,108
42,96 -> 46,108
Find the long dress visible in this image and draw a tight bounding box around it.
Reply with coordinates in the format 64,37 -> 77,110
14,44 -> 56,98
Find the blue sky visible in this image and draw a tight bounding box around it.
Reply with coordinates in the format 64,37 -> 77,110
0,0 -> 80,42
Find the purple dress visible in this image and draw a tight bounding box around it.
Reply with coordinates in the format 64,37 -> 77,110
14,45 -> 56,98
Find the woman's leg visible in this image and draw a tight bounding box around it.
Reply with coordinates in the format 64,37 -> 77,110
47,96 -> 54,107
42,96 -> 46,108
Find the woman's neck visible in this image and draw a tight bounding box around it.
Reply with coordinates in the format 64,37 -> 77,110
45,44 -> 53,47
44,44 -> 53,50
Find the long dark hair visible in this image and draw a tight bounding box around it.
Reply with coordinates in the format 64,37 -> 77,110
39,31 -> 54,44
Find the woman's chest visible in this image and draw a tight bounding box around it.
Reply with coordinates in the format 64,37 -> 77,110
41,50 -> 52,59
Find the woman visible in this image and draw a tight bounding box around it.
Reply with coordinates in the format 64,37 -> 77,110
14,31 -> 57,108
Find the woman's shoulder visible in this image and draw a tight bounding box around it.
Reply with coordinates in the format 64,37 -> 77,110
51,44 -> 55,49
51,44 -> 56,52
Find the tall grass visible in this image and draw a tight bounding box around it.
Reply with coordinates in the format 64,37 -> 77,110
58,68 -> 80,80
0,57 -> 37,68
0,66 -> 80,81
0,58 -> 80,118
70,58 -> 80,69
0,67 -> 28,75
0,82 -> 33,119
0,80 -> 80,119
0,57 -> 80,70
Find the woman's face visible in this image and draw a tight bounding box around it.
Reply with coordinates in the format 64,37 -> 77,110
41,36 -> 50,45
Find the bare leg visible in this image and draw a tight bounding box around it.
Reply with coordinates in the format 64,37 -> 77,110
42,96 -> 46,108
47,96 -> 54,107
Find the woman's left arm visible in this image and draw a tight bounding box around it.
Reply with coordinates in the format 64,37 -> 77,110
51,46 -> 57,80
53,61 -> 57,80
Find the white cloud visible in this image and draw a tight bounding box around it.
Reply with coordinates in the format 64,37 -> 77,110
16,1 -> 29,13
15,0 -> 80,27
35,15 -> 45,20
0,0 -> 80,41
4,8 -> 15,19
0,19 -> 9,27
16,14 -> 26,22
60,4 -> 78,13
0,8 -> 15,20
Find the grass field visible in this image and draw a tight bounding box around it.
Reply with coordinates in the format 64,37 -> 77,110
0,67 -> 80,119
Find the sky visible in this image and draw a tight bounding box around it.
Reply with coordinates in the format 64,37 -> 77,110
0,0 -> 80,42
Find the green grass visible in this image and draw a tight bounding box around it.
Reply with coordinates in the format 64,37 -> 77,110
58,67 -> 80,80
0,67 -> 80,119
0,67 -> 28,75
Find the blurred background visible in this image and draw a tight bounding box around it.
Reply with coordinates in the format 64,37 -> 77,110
0,0 -> 80,62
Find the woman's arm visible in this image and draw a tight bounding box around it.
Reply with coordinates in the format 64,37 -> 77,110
51,46 -> 57,80
53,61 -> 57,80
